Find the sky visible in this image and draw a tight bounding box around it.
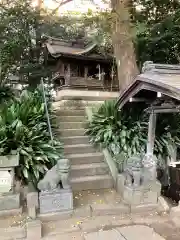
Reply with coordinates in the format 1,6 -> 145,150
43,0 -> 110,13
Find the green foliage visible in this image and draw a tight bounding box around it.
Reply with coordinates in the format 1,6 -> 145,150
0,85 -> 14,104
0,0 -> 53,85
0,1 -> 112,85
86,100 -> 121,149
133,0 -> 180,67
86,100 -> 148,171
86,100 -> 180,172
1,0 -> 180,86
0,87 -> 62,185
44,10 -> 113,55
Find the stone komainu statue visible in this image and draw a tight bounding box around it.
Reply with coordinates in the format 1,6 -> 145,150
124,154 -> 143,187
142,61 -> 154,73
124,153 -> 158,187
37,158 -> 70,191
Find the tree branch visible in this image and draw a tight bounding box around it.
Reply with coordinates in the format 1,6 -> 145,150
51,0 -> 73,14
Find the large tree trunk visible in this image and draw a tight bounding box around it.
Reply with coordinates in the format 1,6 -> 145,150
111,0 -> 139,92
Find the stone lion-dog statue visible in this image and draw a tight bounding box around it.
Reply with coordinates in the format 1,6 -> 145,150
37,158 -> 71,191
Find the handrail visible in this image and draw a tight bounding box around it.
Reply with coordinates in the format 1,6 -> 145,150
41,78 -> 53,142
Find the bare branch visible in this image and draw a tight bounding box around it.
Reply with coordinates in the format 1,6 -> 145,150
51,0 -> 73,14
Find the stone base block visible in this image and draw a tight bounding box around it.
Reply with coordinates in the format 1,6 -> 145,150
116,174 -> 125,195
0,193 -> 20,211
1,225 -> 26,240
131,203 -> 158,213
26,219 -> 41,240
123,181 -> 161,206
39,189 -> 73,214
157,196 -> 169,213
27,192 -> 39,219
0,207 -> 22,217
38,210 -> 73,222
91,203 -> 130,216
73,206 -> 91,218
170,205 -> 180,218
123,186 -> 143,205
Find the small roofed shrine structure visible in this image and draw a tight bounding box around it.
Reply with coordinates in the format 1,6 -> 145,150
44,36 -> 119,91
117,61 -> 180,203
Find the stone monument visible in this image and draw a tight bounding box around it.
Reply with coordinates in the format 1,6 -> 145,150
38,158 -> 73,214
0,152 -> 21,214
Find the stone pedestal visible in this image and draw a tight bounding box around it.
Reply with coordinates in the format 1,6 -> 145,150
39,189 -> 73,214
122,181 -> 161,206
0,193 -> 20,210
0,154 -> 21,215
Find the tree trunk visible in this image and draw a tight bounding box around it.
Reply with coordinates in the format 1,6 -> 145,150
111,0 -> 139,92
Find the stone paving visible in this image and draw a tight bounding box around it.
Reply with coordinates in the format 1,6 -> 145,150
37,189 -> 180,240
0,188 -> 180,240
40,189 -> 180,240
84,225 -> 165,240
41,211 -> 180,240
73,189 -> 122,207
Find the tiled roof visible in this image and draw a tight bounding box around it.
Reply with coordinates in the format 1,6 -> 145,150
117,62 -> 180,108
44,36 -> 112,61
46,42 -> 97,57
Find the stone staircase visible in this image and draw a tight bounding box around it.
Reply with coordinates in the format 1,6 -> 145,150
56,106 -> 113,191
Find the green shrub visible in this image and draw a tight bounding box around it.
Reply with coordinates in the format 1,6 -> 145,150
86,100 -> 147,154
0,87 -> 62,185
0,85 -> 14,104
86,100 -> 180,172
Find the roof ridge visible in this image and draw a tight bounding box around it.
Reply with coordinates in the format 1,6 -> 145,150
142,61 -> 180,74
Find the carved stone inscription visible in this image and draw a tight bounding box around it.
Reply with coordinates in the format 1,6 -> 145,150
39,189 -> 73,214
0,171 -> 12,193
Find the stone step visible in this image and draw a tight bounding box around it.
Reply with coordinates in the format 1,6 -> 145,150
58,129 -> 85,137
42,218 -> 80,237
64,144 -> 97,155
59,121 -> 87,129
61,136 -> 89,145
66,153 -> 104,165
1,225 -> 26,240
70,163 -> 109,178
56,109 -> 85,116
58,115 -> 86,122
70,175 -> 113,191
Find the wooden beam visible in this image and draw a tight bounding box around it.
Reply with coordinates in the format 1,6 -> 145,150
152,109 -> 180,113
145,106 -> 180,114
129,97 -> 151,103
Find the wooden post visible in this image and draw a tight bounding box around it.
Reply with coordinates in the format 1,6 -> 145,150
61,63 -> 64,75
142,110 -> 157,185
147,111 -> 157,155
84,66 -> 88,79
84,66 -> 88,87
65,64 -> 71,86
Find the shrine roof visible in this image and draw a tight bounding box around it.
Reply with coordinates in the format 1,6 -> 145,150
45,36 -> 112,61
117,62 -> 180,109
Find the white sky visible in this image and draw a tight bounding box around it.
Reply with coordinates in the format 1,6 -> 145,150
43,0 -> 110,13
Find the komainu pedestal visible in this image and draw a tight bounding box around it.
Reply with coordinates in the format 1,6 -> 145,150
121,154 -> 161,207
37,158 -> 73,215
123,182 -> 161,206
39,189 -> 73,214
0,154 -> 21,214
